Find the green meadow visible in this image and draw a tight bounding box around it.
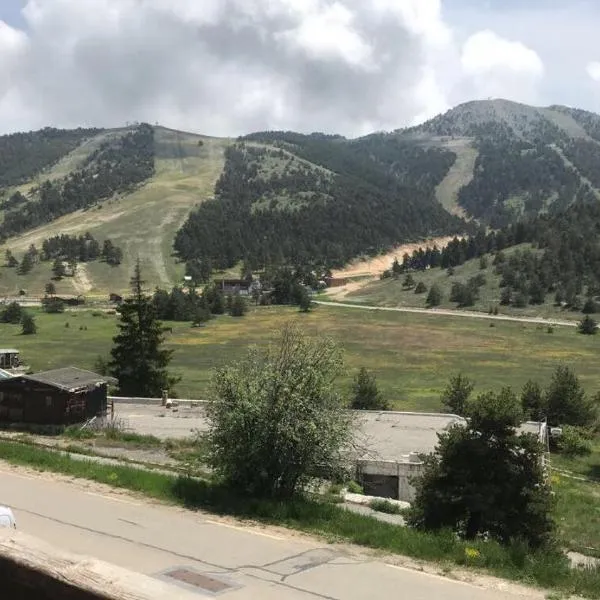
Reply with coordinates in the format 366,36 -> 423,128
1,304 -> 598,410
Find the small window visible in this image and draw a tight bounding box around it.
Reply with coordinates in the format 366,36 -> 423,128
45,396 -> 52,407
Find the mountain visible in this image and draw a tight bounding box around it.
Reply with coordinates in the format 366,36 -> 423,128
400,99 -> 600,227
2,98 -> 600,296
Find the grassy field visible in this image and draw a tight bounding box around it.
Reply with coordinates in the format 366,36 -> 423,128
0,127 -> 231,296
2,305 -> 599,410
344,245 -> 586,321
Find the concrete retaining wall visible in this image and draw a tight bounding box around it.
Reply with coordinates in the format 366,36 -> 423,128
356,454 -> 424,502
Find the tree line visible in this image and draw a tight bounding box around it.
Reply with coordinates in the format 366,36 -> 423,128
0,126 -> 101,190
0,124 -> 155,243
394,200 -> 600,312
4,233 -> 123,277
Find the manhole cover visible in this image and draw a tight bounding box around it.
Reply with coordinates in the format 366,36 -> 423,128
164,569 -> 233,594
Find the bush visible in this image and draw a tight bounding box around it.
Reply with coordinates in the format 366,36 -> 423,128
1,301 -> 23,324
369,499 -> 402,515
206,323 -> 354,498
346,480 -> 363,494
555,426 -> 592,457
414,281 -> 427,294
42,297 -> 65,313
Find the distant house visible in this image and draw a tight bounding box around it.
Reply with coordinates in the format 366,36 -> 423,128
219,278 -> 260,296
324,277 -> 348,288
0,367 -> 116,426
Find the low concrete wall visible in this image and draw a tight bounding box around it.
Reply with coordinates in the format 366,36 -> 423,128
357,454 -> 424,503
0,529 -> 201,600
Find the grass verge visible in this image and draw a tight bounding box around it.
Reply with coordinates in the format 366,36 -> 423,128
0,440 -> 599,597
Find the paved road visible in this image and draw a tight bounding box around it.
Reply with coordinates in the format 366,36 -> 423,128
315,300 -> 578,327
0,466 -> 542,600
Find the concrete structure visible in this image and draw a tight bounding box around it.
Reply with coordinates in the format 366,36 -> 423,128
109,400 -> 546,503
0,529 -> 202,600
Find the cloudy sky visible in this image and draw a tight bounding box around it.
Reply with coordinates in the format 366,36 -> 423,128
0,0 -> 599,136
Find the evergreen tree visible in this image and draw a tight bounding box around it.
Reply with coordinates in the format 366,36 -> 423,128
351,367 -> 388,410
403,274 -> 416,289
408,389 -> 554,548
109,261 -> 179,397
578,315 -> 598,335
544,365 -> 596,427
44,282 -> 56,296
414,281 -> 427,294
52,257 -> 66,280
5,249 -> 18,268
441,373 -> 474,416
521,380 -> 545,421
18,252 -> 34,275
21,312 -> 37,335
229,295 -> 248,317
426,284 -> 442,307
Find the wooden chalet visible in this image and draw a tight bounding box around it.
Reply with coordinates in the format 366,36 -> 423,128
0,367 -> 116,426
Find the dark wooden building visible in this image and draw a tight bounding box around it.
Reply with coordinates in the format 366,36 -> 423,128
0,367 -> 115,426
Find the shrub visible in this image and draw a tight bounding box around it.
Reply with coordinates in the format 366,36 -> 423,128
346,480 -> 364,494
555,425 -> 592,457
369,499 -> 402,514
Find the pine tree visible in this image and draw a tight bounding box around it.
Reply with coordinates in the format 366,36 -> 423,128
351,367 -> 388,410
21,312 -> 37,335
109,261 -> 179,397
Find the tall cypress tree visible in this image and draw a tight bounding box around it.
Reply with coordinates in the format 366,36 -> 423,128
109,260 -> 178,397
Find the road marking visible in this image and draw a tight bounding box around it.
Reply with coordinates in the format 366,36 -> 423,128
205,520 -> 285,541
384,563 -> 483,589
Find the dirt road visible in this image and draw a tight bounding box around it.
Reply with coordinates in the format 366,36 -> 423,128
314,301 -> 578,327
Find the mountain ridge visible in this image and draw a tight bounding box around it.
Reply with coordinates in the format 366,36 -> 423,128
1,98 -> 600,294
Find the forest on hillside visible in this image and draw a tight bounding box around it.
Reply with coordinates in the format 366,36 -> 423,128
174,133 -> 468,271
0,127 -> 102,189
0,124 -> 155,243
397,200 -> 600,311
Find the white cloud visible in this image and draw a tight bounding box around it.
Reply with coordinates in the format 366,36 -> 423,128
587,61 -> 600,82
460,30 -> 544,103
462,30 -> 544,76
0,0 -> 578,136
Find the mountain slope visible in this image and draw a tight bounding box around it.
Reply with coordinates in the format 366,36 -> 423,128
0,127 -> 229,295
401,99 -> 600,227
3,98 -> 600,295
174,132 -> 467,270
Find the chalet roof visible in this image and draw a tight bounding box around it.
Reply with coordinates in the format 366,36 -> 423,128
0,349 -> 19,354
23,367 -> 117,392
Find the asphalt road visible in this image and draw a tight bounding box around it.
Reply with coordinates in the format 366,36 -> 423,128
314,300 -> 578,327
0,466 -> 542,600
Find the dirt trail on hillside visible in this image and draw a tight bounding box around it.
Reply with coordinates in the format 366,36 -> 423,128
72,263 -> 93,294
328,236 -> 459,299
332,237 -> 458,279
